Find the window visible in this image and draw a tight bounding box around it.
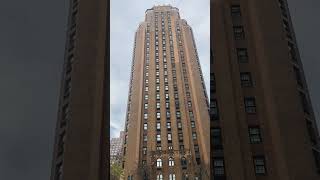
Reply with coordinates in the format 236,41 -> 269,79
156,94 -> 160,100
169,174 -> 176,180
145,95 -> 148,100
254,156 -> 266,175
165,93 -> 169,99
157,102 -> 160,109
144,123 -> 148,130
156,159 -> 162,168
144,135 -> 147,142
288,41 -> 297,61
181,157 -> 187,168
168,133 -> 172,142
167,122 -> 171,129
145,79 -> 149,84
245,97 -> 256,113
293,66 -> 303,87
312,149 -> 320,171
231,5 -> 241,16
157,122 -> 161,130
210,99 -> 219,120
168,146 -> 173,150
168,157 -> 174,166
190,121 -> 195,128
306,120 -> 317,144
157,112 -> 161,119
143,147 -> 147,155
144,113 -> 148,120
176,111 -> 181,118
188,101 -> 192,107
192,132 -> 197,140
249,127 -> 262,144
165,85 -> 169,91
237,48 -> 249,62
156,145 -> 162,151
178,133 -> 183,141
240,72 -> 253,87
166,111 -> 170,118
177,122 -> 182,129
299,92 -> 310,114
157,134 -> 161,142
156,86 -> 160,91
213,158 -> 225,176
233,26 -> 245,40
212,128 -> 223,149
166,102 -> 170,109
144,103 -> 148,110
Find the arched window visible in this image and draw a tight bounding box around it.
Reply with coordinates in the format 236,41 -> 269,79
169,174 -> 176,180
157,174 -> 163,180
168,157 -> 174,166
156,158 -> 162,168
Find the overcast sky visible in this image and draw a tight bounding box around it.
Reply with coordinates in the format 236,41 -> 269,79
110,0 -> 210,138
0,0 -> 319,179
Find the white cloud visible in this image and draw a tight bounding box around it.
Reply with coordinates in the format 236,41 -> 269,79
110,0 -> 210,138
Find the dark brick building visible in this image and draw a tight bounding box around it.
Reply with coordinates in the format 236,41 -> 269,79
211,0 -> 320,179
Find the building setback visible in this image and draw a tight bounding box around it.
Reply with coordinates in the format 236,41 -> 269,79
50,0 -> 109,180
211,0 -> 320,179
122,5 -> 210,180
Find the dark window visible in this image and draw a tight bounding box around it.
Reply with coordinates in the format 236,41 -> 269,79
240,72 -> 253,87
233,26 -> 245,40
237,48 -> 249,63
212,128 -> 223,149
213,158 -> 225,177
210,99 -> 219,120
299,92 -> 310,114
283,19 -> 292,39
253,156 -> 267,175
245,97 -> 256,114
196,157 -> 201,164
231,5 -> 241,17
178,133 -> 183,142
288,42 -> 297,61
249,127 -> 262,144
306,120 -> 317,145
312,149 -> 320,172
293,66 -> 303,87
211,73 -> 216,93
181,157 -> 187,169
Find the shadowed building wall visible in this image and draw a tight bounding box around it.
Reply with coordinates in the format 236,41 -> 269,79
50,0 -> 109,179
211,0 -> 320,179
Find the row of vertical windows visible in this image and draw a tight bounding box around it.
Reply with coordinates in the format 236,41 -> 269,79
211,4 -> 285,178
55,1 -> 79,179
213,156 -> 266,176
176,23 -> 201,165
278,1 -> 320,171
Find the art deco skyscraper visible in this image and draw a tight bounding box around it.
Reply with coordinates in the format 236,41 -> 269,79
212,0 -> 320,179
50,0 -> 109,180
122,5 -> 210,180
